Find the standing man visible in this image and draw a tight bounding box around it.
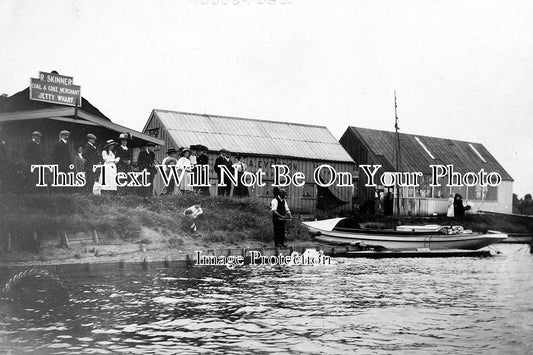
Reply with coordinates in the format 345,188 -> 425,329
137,142 -> 157,197
53,130 -> 72,172
23,131 -> 45,192
0,126 -> 7,192
214,149 -> 233,196
195,145 -> 210,195
271,188 -> 292,248
83,133 -> 100,193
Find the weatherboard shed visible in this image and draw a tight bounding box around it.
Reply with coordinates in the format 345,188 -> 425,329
143,109 -> 356,214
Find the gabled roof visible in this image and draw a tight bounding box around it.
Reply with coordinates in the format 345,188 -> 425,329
343,126 -> 513,181
0,87 -> 164,146
0,87 -> 110,120
148,109 -> 354,163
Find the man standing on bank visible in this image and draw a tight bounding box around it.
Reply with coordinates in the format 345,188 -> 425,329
83,133 -> 100,194
137,142 -> 157,197
271,188 -> 292,248
53,130 -> 72,172
214,149 -> 233,196
23,131 -> 45,192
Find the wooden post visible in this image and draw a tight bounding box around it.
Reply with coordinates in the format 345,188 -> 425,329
164,256 -> 170,268
119,259 -> 125,269
142,258 -> 149,270
33,231 -> 39,249
186,254 -> 193,267
61,231 -> 70,248
92,230 -> 99,245
7,233 -> 12,252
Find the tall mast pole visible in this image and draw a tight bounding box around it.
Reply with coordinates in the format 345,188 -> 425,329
394,91 -> 402,220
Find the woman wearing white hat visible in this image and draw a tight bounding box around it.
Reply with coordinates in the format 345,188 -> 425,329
93,140 -> 119,195
177,148 -> 194,194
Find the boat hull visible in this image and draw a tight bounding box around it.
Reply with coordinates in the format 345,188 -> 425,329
303,219 -> 507,250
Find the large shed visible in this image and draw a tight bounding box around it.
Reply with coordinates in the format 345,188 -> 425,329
143,109 -> 356,214
340,126 -> 513,216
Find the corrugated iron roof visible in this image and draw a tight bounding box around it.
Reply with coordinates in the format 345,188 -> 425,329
151,110 -> 354,162
346,126 -> 513,181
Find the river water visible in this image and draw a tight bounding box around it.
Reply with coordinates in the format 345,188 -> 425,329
1,244 -> 532,354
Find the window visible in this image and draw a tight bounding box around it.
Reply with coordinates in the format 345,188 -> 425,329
147,127 -> 160,138
415,137 -> 435,159
469,143 -> 486,163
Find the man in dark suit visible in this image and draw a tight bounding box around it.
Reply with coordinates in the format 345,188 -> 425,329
23,131 -> 45,192
137,142 -> 157,197
53,130 -> 72,172
83,133 -> 100,193
194,145 -> 210,195
214,149 -> 233,196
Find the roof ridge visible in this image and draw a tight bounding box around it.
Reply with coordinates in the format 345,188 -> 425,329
153,109 -> 329,130
349,126 -> 484,146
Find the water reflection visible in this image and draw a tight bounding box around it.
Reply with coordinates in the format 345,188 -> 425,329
1,244 -> 532,354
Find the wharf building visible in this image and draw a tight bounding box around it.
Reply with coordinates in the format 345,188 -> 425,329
340,126 -> 513,216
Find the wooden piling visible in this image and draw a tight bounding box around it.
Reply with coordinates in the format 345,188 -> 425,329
61,231 -> 70,248
164,256 -> 170,268
186,254 -> 193,267
92,230 -> 99,245
118,259 -> 125,269
142,257 -> 149,270
7,233 -> 12,252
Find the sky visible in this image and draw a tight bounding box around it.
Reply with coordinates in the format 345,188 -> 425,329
1,0 -> 532,197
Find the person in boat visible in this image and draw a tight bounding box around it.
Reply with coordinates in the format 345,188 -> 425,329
271,188 -> 292,248
447,194 -> 455,217
453,194 -> 471,217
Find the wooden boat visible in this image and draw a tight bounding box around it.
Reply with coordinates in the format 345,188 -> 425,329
302,218 -> 507,250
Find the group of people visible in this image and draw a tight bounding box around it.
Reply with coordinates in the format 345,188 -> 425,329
447,193 -> 472,217
161,146 -> 250,198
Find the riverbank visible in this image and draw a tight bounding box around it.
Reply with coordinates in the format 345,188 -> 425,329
0,193 -> 313,266
1,193 -> 532,267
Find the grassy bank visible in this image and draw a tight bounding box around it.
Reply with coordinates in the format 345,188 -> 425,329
0,193 -> 310,265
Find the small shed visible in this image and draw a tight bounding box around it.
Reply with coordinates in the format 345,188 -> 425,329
340,126 -> 514,216
143,109 -> 356,214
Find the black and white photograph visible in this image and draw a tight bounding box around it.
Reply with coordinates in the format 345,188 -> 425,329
1,0 -> 532,354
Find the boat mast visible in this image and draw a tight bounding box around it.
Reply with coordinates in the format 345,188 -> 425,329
394,91 -> 402,220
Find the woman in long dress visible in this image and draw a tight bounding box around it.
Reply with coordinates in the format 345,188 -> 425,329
232,155 -> 249,198
447,194 -> 455,217
177,148 -> 194,194
93,140 -> 119,195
